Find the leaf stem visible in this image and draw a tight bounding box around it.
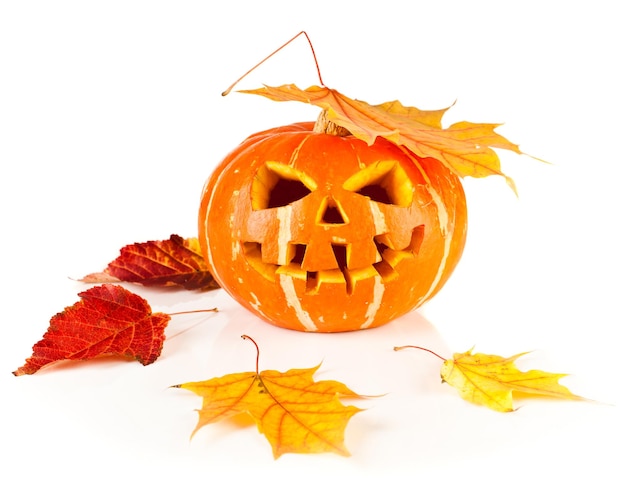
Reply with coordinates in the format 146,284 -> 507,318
393,345 -> 447,361
222,31 -> 324,96
167,308 -> 218,317
241,334 -> 260,375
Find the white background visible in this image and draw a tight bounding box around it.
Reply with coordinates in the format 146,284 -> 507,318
2,1 -> 624,490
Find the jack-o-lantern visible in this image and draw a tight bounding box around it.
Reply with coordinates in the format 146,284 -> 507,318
199,120 -> 467,332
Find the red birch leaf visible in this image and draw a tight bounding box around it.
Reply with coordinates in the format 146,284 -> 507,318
13,285 -> 170,376
81,234 -> 219,291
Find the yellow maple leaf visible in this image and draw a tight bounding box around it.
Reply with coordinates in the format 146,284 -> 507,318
174,336 -> 363,458
440,348 -> 583,412
395,345 -> 584,412
240,84 -> 522,192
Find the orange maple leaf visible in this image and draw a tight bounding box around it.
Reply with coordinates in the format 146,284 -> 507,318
174,335 -> 364,458
13,285 -> 170,375
81,234 -> 219,291
240,84 -> 522,192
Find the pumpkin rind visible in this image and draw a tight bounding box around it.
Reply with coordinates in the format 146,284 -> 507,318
199,122 -> 467,332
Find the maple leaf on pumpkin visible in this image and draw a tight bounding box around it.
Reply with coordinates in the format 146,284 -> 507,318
81,234 -> 219,291
13,285 -> 170,376
240,84 -> 523,192
174,335 -> 364,458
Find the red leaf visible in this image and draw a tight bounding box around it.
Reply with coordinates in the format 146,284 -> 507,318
13,285 -> 170,376
82,234 -> 219,291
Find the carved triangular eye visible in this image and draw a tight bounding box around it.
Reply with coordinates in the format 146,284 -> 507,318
251,162 -> 317,210
343,160 -> 413,206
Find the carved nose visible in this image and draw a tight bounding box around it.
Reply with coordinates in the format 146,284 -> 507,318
317,196 -> 348,225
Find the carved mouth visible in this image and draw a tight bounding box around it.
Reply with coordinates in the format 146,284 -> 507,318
243,225 -> 424,295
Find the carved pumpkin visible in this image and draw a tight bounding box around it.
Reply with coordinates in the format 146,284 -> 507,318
199,121 -> 467,332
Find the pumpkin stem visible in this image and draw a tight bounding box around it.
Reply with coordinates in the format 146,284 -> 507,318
313,110 -> 352,137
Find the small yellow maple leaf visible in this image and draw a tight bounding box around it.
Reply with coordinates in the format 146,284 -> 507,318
174,336 -> 363,458
395,345 -> 584,412
440,348 -> 583,412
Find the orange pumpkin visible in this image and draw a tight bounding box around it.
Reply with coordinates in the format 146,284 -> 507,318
199,121 -> 467,332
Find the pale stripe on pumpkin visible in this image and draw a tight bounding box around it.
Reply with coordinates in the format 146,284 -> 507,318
361,275 -> 385,329
369,201 -> 388,234
279,274 -> 317,331
277,206 -> 292,264
201,175 -> 222,287
409,158 -> 453,305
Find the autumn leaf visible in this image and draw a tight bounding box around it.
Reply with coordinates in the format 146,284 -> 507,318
395,345 -> 583,412
13,285 -> 170,376
174,335 -> 364,458
81,234 -> 219,291
240,84 -> 522,192
441,348 -> 584,412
